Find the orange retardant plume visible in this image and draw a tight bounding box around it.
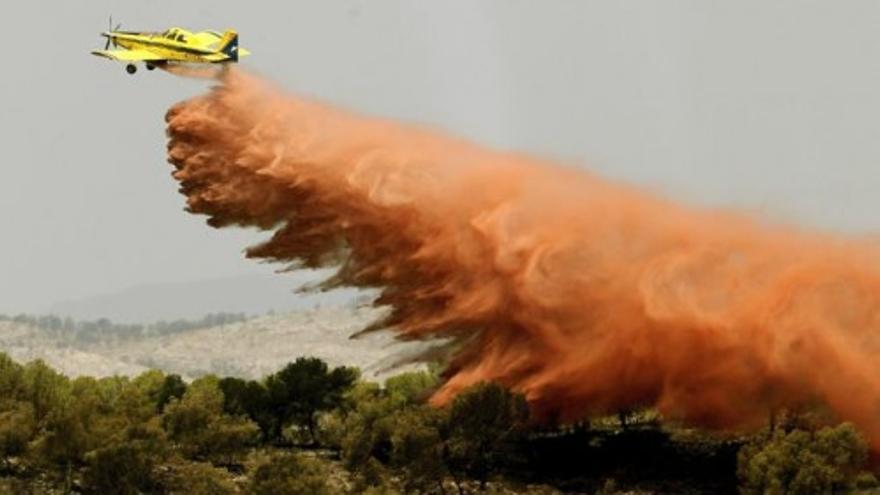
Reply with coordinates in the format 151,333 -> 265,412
166,70 -> 880,447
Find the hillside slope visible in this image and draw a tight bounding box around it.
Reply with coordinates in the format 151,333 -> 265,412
0,305 -> 428,380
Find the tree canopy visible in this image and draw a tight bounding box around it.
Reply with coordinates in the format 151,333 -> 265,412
0,350 -> 876,494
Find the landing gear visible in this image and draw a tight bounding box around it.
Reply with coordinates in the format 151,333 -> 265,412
146,63 -> 156,71
126,63 -> 137,75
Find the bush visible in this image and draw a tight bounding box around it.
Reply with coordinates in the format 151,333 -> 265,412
351,456 -> 393,493
81,418 -> 168,495
738,422 -> 870,495
248,452 -> 332,495
0,401 -> 36,462
82,442 -> 160,494
161,460 -> 237,494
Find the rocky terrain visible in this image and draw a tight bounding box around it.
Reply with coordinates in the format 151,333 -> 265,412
0,305 -> 429,380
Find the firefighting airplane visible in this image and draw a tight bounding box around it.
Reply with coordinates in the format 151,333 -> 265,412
91,18 -> 250,74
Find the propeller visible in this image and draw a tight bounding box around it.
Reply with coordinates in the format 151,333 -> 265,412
104,16 -> 122,50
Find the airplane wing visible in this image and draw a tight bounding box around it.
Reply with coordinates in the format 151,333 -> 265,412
90,49 -> 167,62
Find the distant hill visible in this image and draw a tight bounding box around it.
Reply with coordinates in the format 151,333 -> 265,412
0,305 -> 431,381
43,272 -> 365,324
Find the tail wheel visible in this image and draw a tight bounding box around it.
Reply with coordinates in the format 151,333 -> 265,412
126,63 -> 137,74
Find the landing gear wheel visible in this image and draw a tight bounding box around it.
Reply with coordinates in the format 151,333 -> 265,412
146,63 -> 156,71
126,63 -> 137,75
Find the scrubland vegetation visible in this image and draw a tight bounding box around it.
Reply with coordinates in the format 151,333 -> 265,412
0,313 -> 251,344
0,351 -> 877,494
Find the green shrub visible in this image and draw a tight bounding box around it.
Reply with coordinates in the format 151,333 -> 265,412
81,417 -> 168,494
82,442 -> 160,494
248,452 -> 332,495
162,460 -> 237,494
738,422 -> 869,495
0,401 -> 36,462
351,456 -> 393,493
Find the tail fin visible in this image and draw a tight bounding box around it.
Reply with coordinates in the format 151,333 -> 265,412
217,29 -> 239,62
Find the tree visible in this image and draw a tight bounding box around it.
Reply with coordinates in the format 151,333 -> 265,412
155,374 -> 187,412
218,376 -> 274,439
32,381 -> 98,467
130,370 -> 166,409
384,370 -> 439,408
331,374 -> 444,491
108,374 -> 168,426
0,353 -> 24,400
391,405 -> 448,494
20,360 -> 68,423
28,374 -> 170,492
265,358 -> 358,444
738,422 -> 870,495
326,381 -> 392,472
162,376 -> 258,465
443,382 -> 529,489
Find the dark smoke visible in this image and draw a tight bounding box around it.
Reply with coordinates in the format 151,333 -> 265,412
166,70 -> 880,447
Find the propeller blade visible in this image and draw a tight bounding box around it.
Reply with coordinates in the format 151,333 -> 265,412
101,16 -> 120,51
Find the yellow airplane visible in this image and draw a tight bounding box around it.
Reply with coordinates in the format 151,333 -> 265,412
91,18 -> 250,74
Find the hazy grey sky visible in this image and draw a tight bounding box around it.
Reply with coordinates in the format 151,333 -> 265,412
2,1 -> 879,314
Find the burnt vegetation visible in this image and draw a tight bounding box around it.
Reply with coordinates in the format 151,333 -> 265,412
0,352 -> 876,494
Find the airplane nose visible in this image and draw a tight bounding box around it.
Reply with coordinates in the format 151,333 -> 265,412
100,32 -> 116,50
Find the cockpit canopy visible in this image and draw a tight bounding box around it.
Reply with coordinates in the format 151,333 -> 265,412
161,28 -> 188,43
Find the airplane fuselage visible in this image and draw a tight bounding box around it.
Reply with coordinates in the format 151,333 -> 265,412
106,32 -> 216,63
